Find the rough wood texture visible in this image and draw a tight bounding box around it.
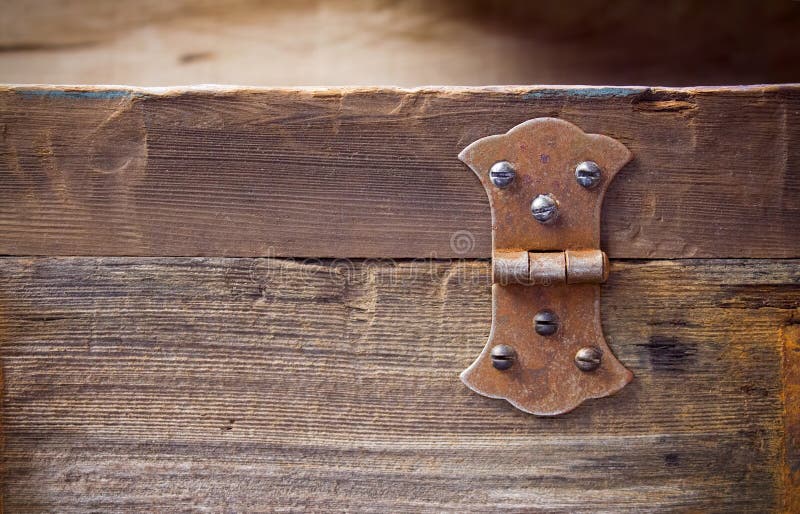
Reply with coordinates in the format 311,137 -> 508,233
1,85 -> 799,259
1,258 -> 797,511
784,322 -> 800,512
1,0 -> 798,87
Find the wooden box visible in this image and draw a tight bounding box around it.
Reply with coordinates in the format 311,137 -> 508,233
0,83 -> 798,512
2,2 -> 800,511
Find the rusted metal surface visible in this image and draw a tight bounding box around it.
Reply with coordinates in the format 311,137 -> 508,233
565,249 -> 608,284
496,249 -> 608,286
458,118 -> 633,415
527,251 -> 566,286
493,250 -> 530,285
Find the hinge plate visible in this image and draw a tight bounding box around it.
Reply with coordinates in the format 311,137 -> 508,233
458,118 -> 633,416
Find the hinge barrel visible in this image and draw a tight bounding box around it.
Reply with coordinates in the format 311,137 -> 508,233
494,249 -> 608,286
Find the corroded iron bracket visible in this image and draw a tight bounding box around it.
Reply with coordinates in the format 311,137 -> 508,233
459,118 -> 633,416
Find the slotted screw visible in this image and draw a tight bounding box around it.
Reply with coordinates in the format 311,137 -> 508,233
531,194 -> 558,223
489,161 -> 516,188
575,161 -> 602,189
534,310 -> 559,336
575,346 -> 603,372
491,345 -> 516,370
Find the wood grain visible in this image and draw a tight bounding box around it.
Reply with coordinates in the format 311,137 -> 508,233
1,257 -> 796,511
1,85 -> 799,259
783,322 -> 800,512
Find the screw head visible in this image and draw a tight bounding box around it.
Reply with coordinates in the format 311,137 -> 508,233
491,344 -> 516,370
534,310 -> 559,336
489,161 -> 516,188
575,161 -> 602,189
531,194 -> 558,223
575,346 -> 603,372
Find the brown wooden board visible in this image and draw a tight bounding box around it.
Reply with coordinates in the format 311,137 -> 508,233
1,85 -> 799,259
1,257 -> 797,511
783,322 -> 800,512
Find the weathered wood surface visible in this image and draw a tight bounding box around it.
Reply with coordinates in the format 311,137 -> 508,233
1,0 -> 798,87
1,257 -> 797,511
1,85 -> 799,259
784,322 -> 800,513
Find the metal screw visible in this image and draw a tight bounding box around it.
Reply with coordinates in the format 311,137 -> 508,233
491,345 -> 516,370
489,161 -> 516,188
534,310 -> 559,336
575,346 -> 603,372
575,161 -> 602,189
531,194 -> 558,223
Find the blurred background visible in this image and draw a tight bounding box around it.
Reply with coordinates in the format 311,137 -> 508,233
1,0 -> 798,87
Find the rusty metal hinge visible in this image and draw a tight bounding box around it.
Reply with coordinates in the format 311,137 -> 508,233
458,118 -> 633,416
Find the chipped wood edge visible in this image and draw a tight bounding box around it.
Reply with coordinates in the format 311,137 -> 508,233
2,83 -> 800,99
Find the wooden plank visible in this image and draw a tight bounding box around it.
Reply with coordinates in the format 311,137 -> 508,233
1,257 -> 796,511
783,322 -> 800,512
1,85 -> 798,259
